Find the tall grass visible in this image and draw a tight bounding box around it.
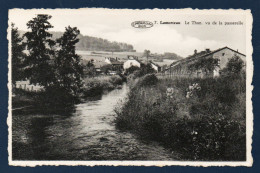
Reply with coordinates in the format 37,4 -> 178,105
82,75 -> 123,97
115,74 -> 246,161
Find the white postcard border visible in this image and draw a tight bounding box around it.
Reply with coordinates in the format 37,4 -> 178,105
7,8 -> 254,167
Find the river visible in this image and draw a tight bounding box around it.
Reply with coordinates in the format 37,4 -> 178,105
12,84 -> 177,160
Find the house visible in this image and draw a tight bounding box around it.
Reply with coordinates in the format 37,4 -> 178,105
150,61 -> 161,72
104,57 -> 124,71
165,47 -> 246,78
123,55 -> 143,70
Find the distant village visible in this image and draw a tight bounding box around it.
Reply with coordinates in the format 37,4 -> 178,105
82,46 -> 246,78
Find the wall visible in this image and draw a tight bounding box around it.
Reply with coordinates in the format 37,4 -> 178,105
151,63 -> 159,72
212,48 -> 246,69
104,57 -> 111,64
123,60 -> 141,69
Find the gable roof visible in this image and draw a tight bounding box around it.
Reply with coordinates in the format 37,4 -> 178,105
150,61 -> 161,67
126,57 -> 143,64
170,46 -> 246,67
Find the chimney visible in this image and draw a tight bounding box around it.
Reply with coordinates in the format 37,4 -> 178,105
206,48 -> 210,53
194,49 -> 197,55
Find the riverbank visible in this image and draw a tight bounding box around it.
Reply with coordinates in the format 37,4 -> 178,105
12,75 -> 125,114
115,74 -> 246,161
82,75 -> 124,97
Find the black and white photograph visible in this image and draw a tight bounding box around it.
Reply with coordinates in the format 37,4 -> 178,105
8,8 -> 253,166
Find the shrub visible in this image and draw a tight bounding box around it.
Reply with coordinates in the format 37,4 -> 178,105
125,66 -> 140,75
135,74 -> 158,87
109,75 -> 123,85
82,75 -> 123,97
115,76 -> 246,161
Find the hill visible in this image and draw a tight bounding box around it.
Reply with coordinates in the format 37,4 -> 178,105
162,52 -> 183,60
18,31 -> 135,52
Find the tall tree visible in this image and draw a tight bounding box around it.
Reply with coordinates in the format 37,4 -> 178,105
144,49 -> 151,63
11,23 -> 26,85
24,14 -> 55,87
55,26 -> 83,96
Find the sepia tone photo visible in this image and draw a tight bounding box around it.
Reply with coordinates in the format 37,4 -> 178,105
8,8 -> 253,166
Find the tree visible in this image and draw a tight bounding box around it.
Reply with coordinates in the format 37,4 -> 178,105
55,26 -> 83,96
188,57 -> 219,75
11,23 -> 26,85
24,14 -> 55,88
84,59 -> 96,77
101,64 -> 113,75
142,63 -> 155,75
125,66 -> 140,75
225,55 -> 244,74
144,49 -> 151,62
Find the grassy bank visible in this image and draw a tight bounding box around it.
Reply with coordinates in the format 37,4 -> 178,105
82,75 -> 124,97
115,74 -> 246,161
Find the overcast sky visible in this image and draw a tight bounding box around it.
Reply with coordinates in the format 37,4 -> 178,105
9,9 -> 248,57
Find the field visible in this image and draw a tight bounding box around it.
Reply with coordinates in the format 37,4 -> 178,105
77,50 -> 143,62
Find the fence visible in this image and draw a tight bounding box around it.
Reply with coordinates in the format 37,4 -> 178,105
15,80 -> 44,92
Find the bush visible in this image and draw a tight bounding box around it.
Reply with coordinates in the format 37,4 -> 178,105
125,66 -> 140,75
82,75 -> 123,97
109,75 -> 123,85
115,76 -> 246,161
135,74 -> 158,87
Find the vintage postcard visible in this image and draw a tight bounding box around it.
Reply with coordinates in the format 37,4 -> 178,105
8,8 -> 253,167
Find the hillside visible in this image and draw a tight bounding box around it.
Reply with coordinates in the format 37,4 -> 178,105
162,52 -> 183,60
18,31 -> 135,52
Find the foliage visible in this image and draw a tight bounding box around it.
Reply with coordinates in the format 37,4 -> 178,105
126,63 -> 155,79
54,26 -> 84,96
82,75 -> 123,97
143,49 -> 151,62
125,65 -> 140,75
221,55 -> 245,76
110,75 -> 124,85
11,23 -> 26,85
100,64 -> 113,74
135,74 -> 158,87
139,63 -> 156,76
23,14 -> 55,87
188,57 -> 219,75
115,76 -> 246,161
83,59 -> 96,77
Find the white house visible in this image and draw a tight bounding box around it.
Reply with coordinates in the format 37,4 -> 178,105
123,56 -> 142,70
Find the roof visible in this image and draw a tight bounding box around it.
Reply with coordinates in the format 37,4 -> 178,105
150,61 -> 161,67
170,46 -> 246,67
106,57 -> 124,65
93,61 -> 108,68
126,57 -> 143,64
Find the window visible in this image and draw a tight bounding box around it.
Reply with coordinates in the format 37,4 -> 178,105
222,53 -> 225,56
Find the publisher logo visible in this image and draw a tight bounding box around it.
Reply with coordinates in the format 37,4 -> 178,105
131,21 -> 153,28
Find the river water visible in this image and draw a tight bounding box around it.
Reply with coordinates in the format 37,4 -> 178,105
12,84 -> 177,160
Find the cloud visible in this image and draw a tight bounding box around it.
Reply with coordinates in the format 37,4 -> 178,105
80,25 -> 224,57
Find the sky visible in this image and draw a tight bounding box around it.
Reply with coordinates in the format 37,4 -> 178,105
9,9 -> 248,57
